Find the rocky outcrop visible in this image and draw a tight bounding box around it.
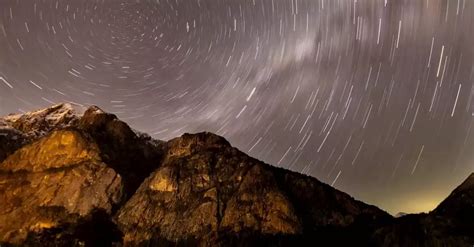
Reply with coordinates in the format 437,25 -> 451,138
0,130 -> 122,245
0,104 -> 472,246
0,103 -> 83,163
116,133 -> 303,246
78,106 -> 164,197
115,132 -> 391,246
0,104 -> 163,245
0,103 -> 164,197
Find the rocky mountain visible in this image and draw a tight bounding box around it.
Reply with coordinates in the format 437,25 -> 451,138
0,103 -> 84,162
0,104 -> 472,246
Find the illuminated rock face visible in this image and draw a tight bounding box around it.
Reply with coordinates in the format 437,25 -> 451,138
0,130 -> 123,244
116,132 -> 393,246
0,105 -> 163,245
116,133 -> 302,245
0,104 -> 472,246
0,104 -> 164,196
0,103 -> 83,163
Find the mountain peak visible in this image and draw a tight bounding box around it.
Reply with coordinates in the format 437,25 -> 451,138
165,131 -> 231,157
2,103 -> 86,138
83,105 -> 106,114
0,103 -> 472,246
4,102 -> 85,122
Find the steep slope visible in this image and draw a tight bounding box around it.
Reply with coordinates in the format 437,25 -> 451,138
434,173 -> 474,221
0,130 -> 123,245
0,103 -> 83,163
78,106 -> 164,197
271,166 -> 392,243
431,173 -> 474,240
116,132 -> 391,246
0,104 -> 164,197
0,105 -> 164,245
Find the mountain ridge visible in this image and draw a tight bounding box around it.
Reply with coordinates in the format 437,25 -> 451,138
0,103 -> 472,246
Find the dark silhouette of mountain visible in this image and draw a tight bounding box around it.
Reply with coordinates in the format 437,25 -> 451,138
394,212 -> 408,218
372,173 -> 474,246
0,104 -> 472,246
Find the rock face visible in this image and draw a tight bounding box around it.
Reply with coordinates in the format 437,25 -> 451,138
0,104 -> 472,246
78,106 -> 164,197
116,133 -> 303,246
0,104 -> 162,245
0,103 -> 83,163
0,103 -> 164,197
0,130 -> 123,245
116,133 -> 391,246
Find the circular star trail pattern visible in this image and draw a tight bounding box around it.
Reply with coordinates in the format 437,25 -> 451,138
1,0 -> 474,214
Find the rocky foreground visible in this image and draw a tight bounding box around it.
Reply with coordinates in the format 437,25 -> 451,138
0,103 -> 472,246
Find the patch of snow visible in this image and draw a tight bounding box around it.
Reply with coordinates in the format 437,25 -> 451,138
0,102 -> 88,139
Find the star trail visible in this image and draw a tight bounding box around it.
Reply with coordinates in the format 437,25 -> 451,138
1,0 -> 474,214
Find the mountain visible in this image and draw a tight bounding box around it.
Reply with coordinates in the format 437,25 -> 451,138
0,103 -> 84,162
394,212 -> 408,218
0,104 -> 472,246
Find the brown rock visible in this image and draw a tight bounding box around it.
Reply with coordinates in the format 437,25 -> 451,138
1,104 -> 472,246
116,133 -> 302,246
116,133 -> 387,246
78,106 -> 164,198
0,104 -> 164,197
0,130 -> 123,245
0,103 -> 84,163
220,164 -> 301,235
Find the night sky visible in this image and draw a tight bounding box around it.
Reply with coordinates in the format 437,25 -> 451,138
1,0 -> 474,215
